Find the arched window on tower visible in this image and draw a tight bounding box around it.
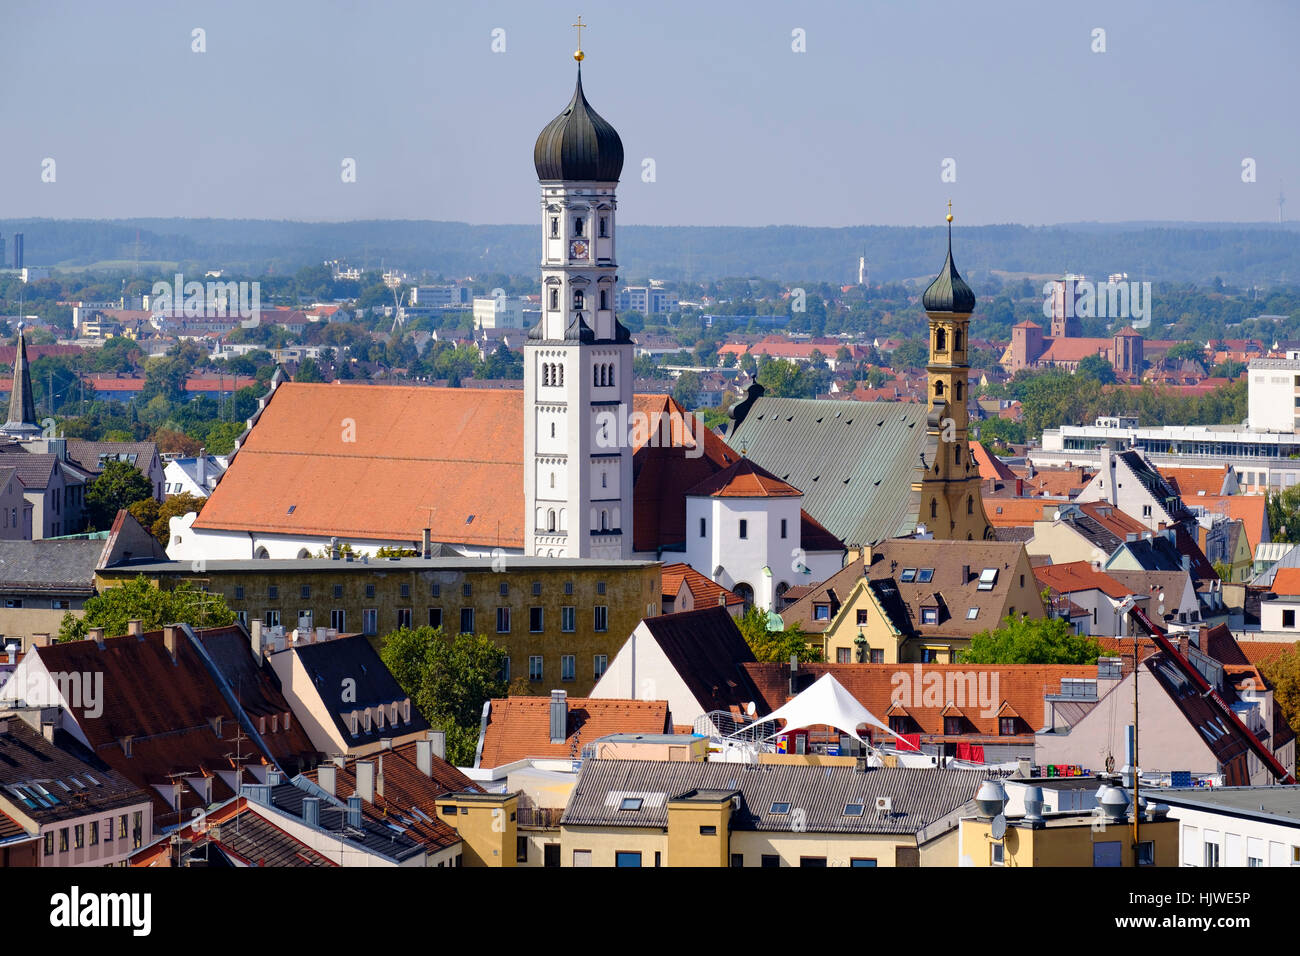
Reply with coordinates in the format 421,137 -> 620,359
930,499 -> 938,519
955,329 -> 963,352
550,288 -> 559,310
607,364 -> 615,387
934,380 -> 945,397
934,328 -> 947,352
550,472 -> 555,489
601,471 -> 607,489
967,495 -> 974,515
600,289 -> 608,310
547,509 -> 556,532
600,509 -> 609,531
543,364 -> 551,387
574,217 -> 584,238
550,422 -> 556,439
594,365 -> 601,387
550,217 -> 559,238
599,216 -> 608,237
956,381 -> 963,400
573,289 -> 584,311
557,365 -> 564,386
954,445 -> 961,465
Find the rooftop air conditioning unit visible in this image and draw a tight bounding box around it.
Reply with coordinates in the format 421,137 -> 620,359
875,796 -> 893,816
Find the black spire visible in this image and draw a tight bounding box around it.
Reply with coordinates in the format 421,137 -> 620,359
2,325 -> 40,438
922,216 -> 976,314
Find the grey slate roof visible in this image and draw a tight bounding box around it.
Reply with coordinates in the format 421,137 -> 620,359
0,538 -> 103,593
562,759 -> 985,835
729,397 -> 928,548
0,449 -> 58,489
263,781 -> 425,863
64,440 -> 158,479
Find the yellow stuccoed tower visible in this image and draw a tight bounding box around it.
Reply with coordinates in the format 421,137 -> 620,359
911,206 -> 994,541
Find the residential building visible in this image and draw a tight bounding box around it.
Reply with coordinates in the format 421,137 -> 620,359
475,691 -> 670,769
660,562 -> 745,616
1153,786 -> 1300,867
162,452 -> 228,497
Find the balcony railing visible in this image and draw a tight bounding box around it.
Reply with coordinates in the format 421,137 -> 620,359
516,806 -> 565,830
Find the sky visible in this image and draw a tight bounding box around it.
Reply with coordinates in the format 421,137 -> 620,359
0,0 -> 1296,227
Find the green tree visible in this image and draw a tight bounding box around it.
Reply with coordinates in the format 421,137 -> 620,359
1259,645 -> 1300,755
1267,486 -> 1300,544
380,626 -> 508,765
1076,353 -> 1117,385
672,370 -> 702,409
58,576 -> 236,641
956,614 -> 1102,665
295,357 -> 325,382
738,606 -> 822,663
85,459 -> 154,530
150,493 -> 206,545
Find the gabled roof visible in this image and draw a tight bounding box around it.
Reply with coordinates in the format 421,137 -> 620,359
0,538 -> 103,593
1271,567 -> 1300,596
63,440 -> 158,478
1192,495 -> 1268,554
984,498 -> 1061,528
477,697 -> 670,768
729,397 -> 929,547
639,606 -> 763,714
131,796 -> 336,867
971,442 -> 1017,481
1034,561 -> 1133,601
1158,465 -> 1232,499
279,634 -> 430,747
779,558 -> 865,634
661,562 -> 745,609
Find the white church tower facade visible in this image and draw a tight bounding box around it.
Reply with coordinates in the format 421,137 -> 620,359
524,45 -> 634,559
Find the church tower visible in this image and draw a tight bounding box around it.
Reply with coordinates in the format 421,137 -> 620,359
1,324 -> 41,439
912,208 -> 993,541
524,29 -> 634,559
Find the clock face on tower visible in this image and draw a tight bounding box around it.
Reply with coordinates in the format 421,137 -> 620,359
570,239 -> 589,259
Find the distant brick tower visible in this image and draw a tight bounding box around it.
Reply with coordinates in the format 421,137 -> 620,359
911,208 -> 993,541
1113,326 -> 1144,379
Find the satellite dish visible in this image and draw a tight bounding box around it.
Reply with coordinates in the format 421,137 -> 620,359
991,814 -> 1007,840
745,701 -> 756,717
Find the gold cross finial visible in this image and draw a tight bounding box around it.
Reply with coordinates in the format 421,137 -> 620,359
573,15 -> 586,61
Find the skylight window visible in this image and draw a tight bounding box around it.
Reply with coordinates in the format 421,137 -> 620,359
967,607 -> 979,620
900,568 -> 917,582
619,797 -> 643,811
287,505 -> 296,514
978,568 -> 999,591
844,804 -> 865,816
917,568 -> 934,583
770,802 -> 791,815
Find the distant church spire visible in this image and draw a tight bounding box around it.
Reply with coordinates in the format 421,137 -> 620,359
2,324 -> 41,438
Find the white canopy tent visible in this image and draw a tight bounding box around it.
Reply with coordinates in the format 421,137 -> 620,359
738,672 -> 908,746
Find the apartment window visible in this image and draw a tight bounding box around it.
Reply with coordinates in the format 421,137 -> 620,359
264,610 -> 280,627
2,599 -> 20,609
268,586 -> 279,600
59,828 -> 68,852
51,599 -> 70,610
561,655 -> 576,682
463,583 -> 473,597
870,649 -> 884,663
800,857 -> 827,867
699,825 -> 717,836
104,819 -> 112,842
530,607 -> 544,632
517,836 -> 529,863
851,858 -> 878,867
856,609 -> 868,625
233,585 -> 245,600
496,607 -> 511,633
967,607 -> 979,620
977,568 -> 998,590
365,584 -> 375,599
917,568 -> 935,583
428,607 -> 442,629
921,607 -> 938,625
562,606 -> 576,632
597,581 -> 606,595
814,604 -> 830,621
1285,609 -> 1296,628
90,821 -> 99,846
593,655 -> 608,679
837,648 -> 852,663
1138,842 -> 1155,866
43,832 -> 53,856
132,812 -> 142,849
74,825 -> 84,849
1248,854 -> 1263,867
501,657 -> 511,682
330,609 -> 346,631
1000,717 -> 1017,736
460,608 -> 475,634
761,854 -> 780,868
944,716 -> 963,735
399,583 -> 410,599
739,519 -> 748,539
1204,842 -> 1220,867
991,843 -> 1005,866
593,606 -> 608,632
499,581 -> 509,597
362,608 -> 377,635
300,585 -> 311,600
572,849 -> 592,867
118,816 -> 127,839
431,583 -> 441,598
529,656 -> 543,681
397,608 -> 412,629
615,851 -> 642,868
532,581 -> 542,596
1142,505 -> 1152,517
564,581 -> 573,595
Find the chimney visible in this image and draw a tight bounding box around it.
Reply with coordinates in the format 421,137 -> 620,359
355,759 -> 376,803
428,729 -> 446,761
196,448 -> 207,486
41,721 -> 55,743
163,625 -> 180,660
380,737 -> 392,750
302,796 -> 320,827
329,537 -> 340,561
549,690 -> 568,745
377,754 -> 385,801
422,528 -> 432,559
127,619 -> 143,638
416,739 -> 433,777
250,620 -> 263,664
1015,478 -> 1023,496
346,795 -> 363,828
317,764 -> 336,796
4,644 -> 15,665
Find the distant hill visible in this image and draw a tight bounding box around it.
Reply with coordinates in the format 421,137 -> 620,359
2,218 -> 1298,286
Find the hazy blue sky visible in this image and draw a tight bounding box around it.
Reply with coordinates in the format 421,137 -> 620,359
1,0 -> 1296,227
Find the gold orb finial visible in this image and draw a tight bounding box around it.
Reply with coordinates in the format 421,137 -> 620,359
572,16 -> 586,62
946,199 -> 953,223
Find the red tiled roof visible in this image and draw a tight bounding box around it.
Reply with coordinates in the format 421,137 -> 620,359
661,563 -> 745,608
1271,568 -> 1300,596
984,498 -> 1061,527
1038,338 -> 1113,363
477,697 -> 670,768
1192,494 -> 1268,553
972,442 -> 1017,481
685,457 -> 802,498
1158,465 -> 1230,499
1034,561 -> 1133,601
741,662 -> 1097,737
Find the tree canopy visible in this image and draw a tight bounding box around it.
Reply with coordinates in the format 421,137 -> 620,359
738,605 -> 822,663
956,614 -> 1102,665
58,575 -> 236,642
379,626 -> 509,766
85,460 -> 154,531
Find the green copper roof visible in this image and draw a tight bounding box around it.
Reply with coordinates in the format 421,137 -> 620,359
921,226 -> 976,314
534,67 -> 624,183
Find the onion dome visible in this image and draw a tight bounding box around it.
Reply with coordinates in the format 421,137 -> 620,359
922,211 -> 976,314
534,68 -> 624,182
